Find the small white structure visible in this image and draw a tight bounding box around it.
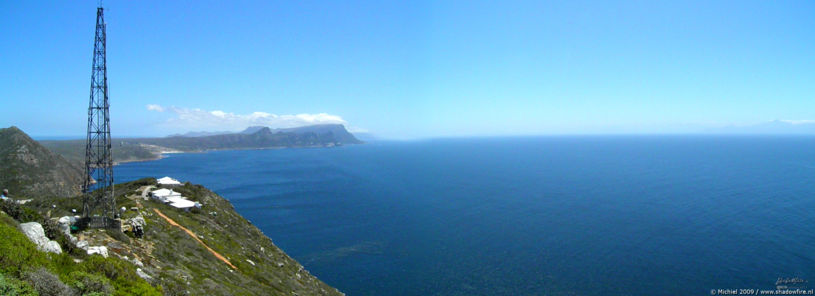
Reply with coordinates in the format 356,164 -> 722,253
157,176 -> 182,186
150,188 -> 201,211
150,188 -> 182,203
169,199 -> 196,210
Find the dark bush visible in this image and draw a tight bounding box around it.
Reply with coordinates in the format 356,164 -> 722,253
131,177 -> 158,187
41,218 -> 61,240
0,201 -> 43,223
0,200 -> 22,221
22,267 -> 72,296
105,229 -> 131,244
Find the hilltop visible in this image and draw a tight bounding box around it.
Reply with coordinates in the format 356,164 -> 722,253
0,126 -> 83,198
41,124 -> 362,166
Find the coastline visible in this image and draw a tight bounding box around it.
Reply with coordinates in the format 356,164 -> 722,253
113,154 -> 165,166
112,144 -> 348,166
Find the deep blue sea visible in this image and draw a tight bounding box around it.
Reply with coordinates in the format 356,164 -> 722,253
116,136 -> 815,295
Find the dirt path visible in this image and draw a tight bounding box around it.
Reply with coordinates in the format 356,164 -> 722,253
139,185 -> 154,200
153,208 -> 238,270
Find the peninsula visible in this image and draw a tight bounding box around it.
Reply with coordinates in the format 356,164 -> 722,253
40,124 -> 363,166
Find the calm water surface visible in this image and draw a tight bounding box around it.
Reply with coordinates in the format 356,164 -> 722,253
116,136 -> 815,295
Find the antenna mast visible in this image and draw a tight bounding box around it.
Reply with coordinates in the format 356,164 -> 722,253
82,5 -> 117,228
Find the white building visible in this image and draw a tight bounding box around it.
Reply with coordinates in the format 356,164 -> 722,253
150,188 -> 202,211
150,188 -> 182,203
157,176 -> 182,186
169,199 -> 196,211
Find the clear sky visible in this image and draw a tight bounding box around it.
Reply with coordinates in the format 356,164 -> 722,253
2,1 -> 814,139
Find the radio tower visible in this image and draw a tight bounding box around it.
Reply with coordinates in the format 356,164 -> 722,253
82,5 -> 116,227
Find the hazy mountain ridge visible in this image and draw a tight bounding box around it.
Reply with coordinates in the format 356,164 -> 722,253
167,131 -> 233,138
41,124 -> 362,166
706,120 -> 815,134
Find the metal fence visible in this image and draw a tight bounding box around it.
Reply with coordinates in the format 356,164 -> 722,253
75,216 -> 120,230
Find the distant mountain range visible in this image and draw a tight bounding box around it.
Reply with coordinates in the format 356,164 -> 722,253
706,120 -> 815,134
170,124 -> 366,141
40,124 -> 362,166
139,124 -> 362,151
167,130 -> 234,137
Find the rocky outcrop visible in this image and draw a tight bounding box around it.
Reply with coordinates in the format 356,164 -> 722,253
87,246 -> 109,258
19,222 -> 62,254
135,268 -> 152,281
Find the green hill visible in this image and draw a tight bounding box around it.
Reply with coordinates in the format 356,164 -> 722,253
0,126 -> 83,198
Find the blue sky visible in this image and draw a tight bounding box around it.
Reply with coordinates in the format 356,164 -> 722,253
1,1 -> 814,139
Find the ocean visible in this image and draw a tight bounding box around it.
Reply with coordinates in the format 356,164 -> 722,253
115,136 -> 815,295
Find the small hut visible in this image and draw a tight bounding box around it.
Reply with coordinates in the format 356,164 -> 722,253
157,176 -> 182,186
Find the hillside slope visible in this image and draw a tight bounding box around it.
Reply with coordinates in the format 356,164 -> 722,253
0,126 -> 83,197
28,178 -> 344,295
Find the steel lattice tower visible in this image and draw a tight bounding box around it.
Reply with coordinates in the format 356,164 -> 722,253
82,6 -> 116,223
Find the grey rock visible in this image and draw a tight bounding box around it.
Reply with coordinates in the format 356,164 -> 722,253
136,268 -> 153,281
130,215 -> 146,227
19,222 -> 62,254
87,246 -> 108,258
44,241 -> 62,254
76,240 -> 89,251
57,216 -> 71,225
131,258 -> 144,267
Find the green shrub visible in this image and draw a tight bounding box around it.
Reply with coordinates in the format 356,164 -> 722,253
41,218 -> 60,240
0,212 -> 19,228
67,271 -> 112,296
130,178 -> 158,188
111,280 -> 162,296
79,256 -> 126,281
0,222 -> 49,276
0,201 -> 23,221
0,200 -> 161,296
18,207 -> 42,223
0,201 -> 43,223
78,256 -> 161,296
0,272 -> 37,296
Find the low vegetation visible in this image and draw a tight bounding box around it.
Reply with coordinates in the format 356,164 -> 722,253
0,207 -> 161,296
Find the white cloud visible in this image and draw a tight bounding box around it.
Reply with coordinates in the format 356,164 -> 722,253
210,110 -> 227,118
780,119 -> 815,125
145,104 -> 352,132
146,104 -> 165,112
